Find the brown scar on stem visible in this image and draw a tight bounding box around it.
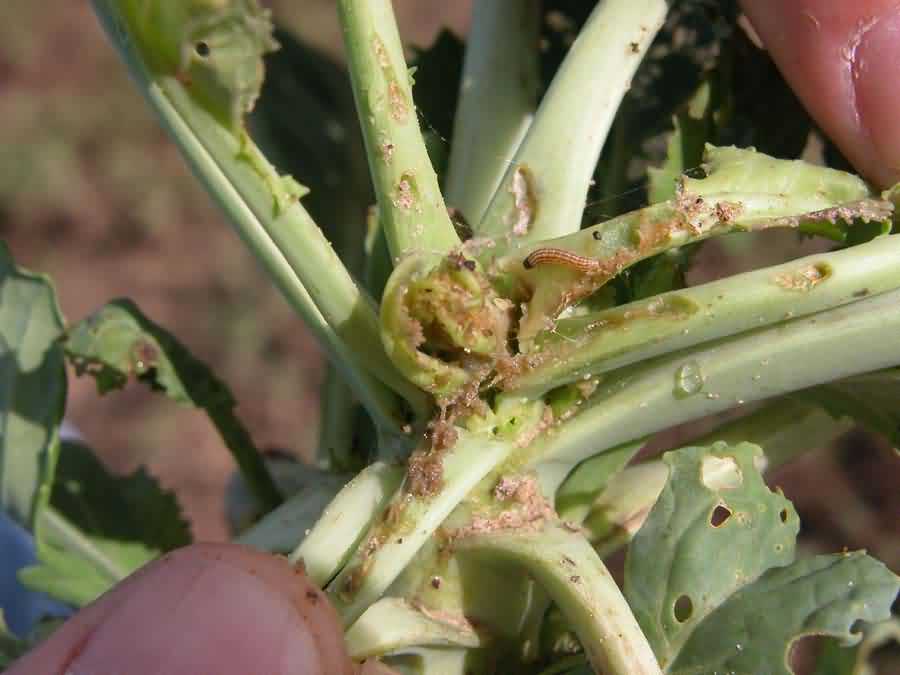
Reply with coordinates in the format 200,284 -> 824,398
509,166 -> 537,236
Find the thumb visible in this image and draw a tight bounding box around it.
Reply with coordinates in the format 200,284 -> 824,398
740,0 -> 900,188
7,543 -> 374,675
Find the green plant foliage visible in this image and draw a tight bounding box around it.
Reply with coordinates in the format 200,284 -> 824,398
64,299 -> 281,511
0,244 -> 66,530
18,439 -> 190,607
249,26 -> 372,270
118,0 -> 278,131
51,441 -> 190,553
671,554 -> 899,674
0,611 -> 27,668
814,618 -> 900,675
624,443 -> 899,673
19,515 -> 159,607
796,368 -> 900,448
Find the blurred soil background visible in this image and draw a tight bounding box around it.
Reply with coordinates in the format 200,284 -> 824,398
0,0 -> 896,605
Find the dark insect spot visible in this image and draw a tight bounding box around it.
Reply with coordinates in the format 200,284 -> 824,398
592,230 -> 602,240
853,288 -> 870,298
195,41 -> 211,58
305,589 -> 319,604
780,508 -> 789,523
674,594 -> 693,622
710,504 -> 732,528
463,259 -> 476,271
523,257 -> 535,269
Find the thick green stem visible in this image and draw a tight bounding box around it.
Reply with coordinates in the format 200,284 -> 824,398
456,522 -> 662,675
288,462 -> 403,587
345,597 -> 485,660
337,0 -> 460,260
92,0 -> 428,431
490,146 -> 887,343
444,0 -> 539,225
328,430 -> 518,625
475,0 -> 668,244
505,234 -> 900,396
520,288 -> 900,470
317,366 -> 359,470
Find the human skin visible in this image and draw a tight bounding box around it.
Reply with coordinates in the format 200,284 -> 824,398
8,1 -> 900,673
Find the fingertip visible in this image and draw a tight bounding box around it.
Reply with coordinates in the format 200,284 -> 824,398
7,543 -> 355,675
740,0 -> 900,187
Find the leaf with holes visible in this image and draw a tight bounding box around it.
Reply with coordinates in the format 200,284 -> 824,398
671,553 -> 899,674
64,298 -> 281,511
0,244 -> 66,530
624,442 -> 900,673
115,0 -> 278,132
624,442 -> 798,667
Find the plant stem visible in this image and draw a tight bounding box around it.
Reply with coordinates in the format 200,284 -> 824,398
317,366 -> 359,470
456,522 -> 662,675
289,462 -> 403,587
520,287 -> 900,470
444,0 -> 539,225
337,0 -> 460,261
344,597 -> 484,660
92,0 -> 429,431
506,233 -> 900,396
327,430 -> 517,625
475,0 -> 668,244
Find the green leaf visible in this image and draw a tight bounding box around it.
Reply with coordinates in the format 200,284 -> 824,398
647,80 -> 716,204
625,442 -> 798,668
0,610 -> 28,668
554,439 -> 644,524
64,299 -> 281,512
51,440 -> 190,553
20,513 -> 158,607
624,443 -> 900,673
117,0 -> 278,132
815,618 -> 900,675
0,243 -> 66,530
795,367 -> 900,448
671,554 -> 899,675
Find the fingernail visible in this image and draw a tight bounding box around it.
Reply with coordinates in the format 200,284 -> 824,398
853,5 -> 900,186
66,550 -> 324,675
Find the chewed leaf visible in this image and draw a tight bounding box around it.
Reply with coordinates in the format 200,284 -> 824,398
117,0 -> 278,131
624,443 -> 798,668
52,441 -> 190,554
0,244 -> 66,529
65,299 -> 230,407
796,367 -> 900,448
624,443 -> 900,674
671,553 -> 899,675
64,299 -> 281,511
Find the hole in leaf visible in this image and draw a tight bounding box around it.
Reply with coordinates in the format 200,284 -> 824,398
673,594 -> 693,623
780,508 -> 789,523
710,504 -> 732,527
701,455 -> 742,490
789,635 -> 827,673
195,41 -> 211,57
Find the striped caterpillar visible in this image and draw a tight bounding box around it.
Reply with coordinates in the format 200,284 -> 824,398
523,248 -> 601,272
